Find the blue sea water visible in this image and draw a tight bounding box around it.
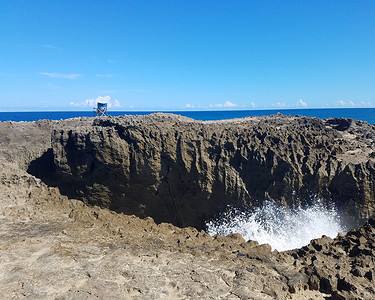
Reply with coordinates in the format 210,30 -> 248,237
1,108 -> 375,124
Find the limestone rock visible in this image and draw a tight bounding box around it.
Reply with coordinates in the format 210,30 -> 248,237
1,114 -> 375,299
24,114 -> 375,229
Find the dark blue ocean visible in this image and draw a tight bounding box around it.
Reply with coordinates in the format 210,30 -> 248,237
1,108 -> 375,124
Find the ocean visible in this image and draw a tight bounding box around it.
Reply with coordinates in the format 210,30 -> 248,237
1,108 -> 375,124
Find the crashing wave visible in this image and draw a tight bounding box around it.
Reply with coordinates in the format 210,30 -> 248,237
205,200 -> 346,251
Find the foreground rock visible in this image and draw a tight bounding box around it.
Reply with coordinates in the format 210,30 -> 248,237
1,156 -> 375,299
1,113 -> 375,299
0,158 -> 322,299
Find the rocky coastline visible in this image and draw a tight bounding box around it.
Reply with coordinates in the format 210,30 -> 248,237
1,113 -> 375,299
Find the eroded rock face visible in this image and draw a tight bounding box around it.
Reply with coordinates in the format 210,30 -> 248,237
1,154 -> 374,299
26,113 -> 375,229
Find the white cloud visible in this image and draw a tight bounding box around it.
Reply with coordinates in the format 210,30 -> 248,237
272,102 -> 286,108
209,100 -> 237,108
70,96 -> 121,108
40,72 -> 81,79
296,99 -> 308,107
224,100 -> 237,107
183,104 -> 205,109
112,99 -> 121,107
360,101 -> 372,107
336,100 -> 355,107
250,102 -> 257,108
336,100 -> 373,107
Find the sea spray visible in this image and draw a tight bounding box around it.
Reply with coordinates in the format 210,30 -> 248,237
205,200 -> 346,251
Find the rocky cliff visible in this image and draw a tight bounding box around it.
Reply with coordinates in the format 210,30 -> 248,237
2,113 -> 375,299
2,152 -> 374,299
26,113 -> 375,229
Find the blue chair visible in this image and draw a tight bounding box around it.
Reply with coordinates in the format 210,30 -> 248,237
94,102 -> 108,116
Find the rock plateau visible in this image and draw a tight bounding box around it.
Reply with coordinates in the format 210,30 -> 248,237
0,113 -> 374,299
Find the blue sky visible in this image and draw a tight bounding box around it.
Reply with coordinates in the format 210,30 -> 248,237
1,1 -> 375,111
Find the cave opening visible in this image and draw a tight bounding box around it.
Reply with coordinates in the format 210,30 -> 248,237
27,146 -> 355,245
26,148 -> 234,231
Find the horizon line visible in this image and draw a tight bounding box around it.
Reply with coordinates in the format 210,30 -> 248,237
1,107 -> 375,113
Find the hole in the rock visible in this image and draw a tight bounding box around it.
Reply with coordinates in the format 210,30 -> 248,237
27,148 -> 56,186
26,143 -> 359,248
27,148 -> 232,231
26,148 -> 351,251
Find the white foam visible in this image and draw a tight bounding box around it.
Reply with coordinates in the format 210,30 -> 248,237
205,200 -> 346,251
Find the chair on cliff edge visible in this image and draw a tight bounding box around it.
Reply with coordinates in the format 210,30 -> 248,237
94,102 -> 108,116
